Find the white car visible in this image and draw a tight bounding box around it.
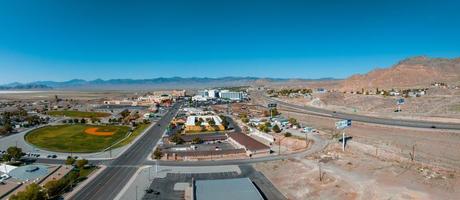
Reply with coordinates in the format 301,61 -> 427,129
0,174 -> 10,182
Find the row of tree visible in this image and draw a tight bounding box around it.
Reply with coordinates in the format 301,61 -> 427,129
1,108 -> 50,135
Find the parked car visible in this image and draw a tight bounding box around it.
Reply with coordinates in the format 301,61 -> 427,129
0,174 -> 11,182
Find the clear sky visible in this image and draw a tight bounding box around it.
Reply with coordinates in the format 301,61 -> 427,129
0,0 -> 459,84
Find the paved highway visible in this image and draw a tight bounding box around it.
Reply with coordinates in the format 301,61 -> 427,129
69,102 -> 182,200
258,92 -> 460,130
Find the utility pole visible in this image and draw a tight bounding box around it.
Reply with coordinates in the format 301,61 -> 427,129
318,162 -> 323,182
305,132 -> 308,147
155,161 -> 158,177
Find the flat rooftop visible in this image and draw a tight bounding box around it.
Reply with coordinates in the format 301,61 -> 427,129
195,177 -> 264,200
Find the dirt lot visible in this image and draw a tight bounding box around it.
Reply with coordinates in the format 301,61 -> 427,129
281,110 -> 460,170
252,95 -> 460,199
255,142 -> 460,200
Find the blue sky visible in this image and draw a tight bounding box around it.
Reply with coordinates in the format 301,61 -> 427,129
0,0 -> 459,84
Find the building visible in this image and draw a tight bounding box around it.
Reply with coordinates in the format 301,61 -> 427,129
103,99 -> 137,106
185,115 -> 225,132
227,132 -> 271,156
219,90 -> 244,101
194,178 -> 264,200
153,90 -> 186,97
198,90 -> 209,97
314,88 -> 327,93
192,95 -> 209,102
207,89 -> 219,98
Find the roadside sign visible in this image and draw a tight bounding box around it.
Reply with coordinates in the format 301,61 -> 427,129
335,119 -> 352,129
268,103 -> 277,108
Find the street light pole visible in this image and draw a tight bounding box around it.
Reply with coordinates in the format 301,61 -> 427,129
305,133 -> 308,147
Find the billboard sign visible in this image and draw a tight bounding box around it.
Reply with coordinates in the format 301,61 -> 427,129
336,119 -> 352,129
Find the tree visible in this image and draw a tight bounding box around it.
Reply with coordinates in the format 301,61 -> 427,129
76,159 -> 88,168
208,119 -> 216,126
241,117 -> 249,123
258,124 -> 270,133
90,117 -> 99,124
10,183 -> 46,200
284,132 -> 292,137
80,118 -> 86,124
191,137 -> 204,144
153,148 -> 163,159
272,124 -> 281,133
170,134 -> 184,144
288,117 -> 298,126
6,146 -> 24,161
194,120 -> 201,126
2,154 -> 12,162
65,156 -> 76,165
73,118 -> 79,123
44,180 -> 63,198
2,122 -> 13,133
120,109 -> 130,118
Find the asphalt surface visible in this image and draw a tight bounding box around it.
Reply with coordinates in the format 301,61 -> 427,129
260,93 -> 460,130
143,165 -> 286,200
69,102 -> 182,200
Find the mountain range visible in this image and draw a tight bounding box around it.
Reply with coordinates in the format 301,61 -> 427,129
0,77 -> 337,90
2,56 -> 459,91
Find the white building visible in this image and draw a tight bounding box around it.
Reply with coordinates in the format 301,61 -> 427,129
192,95 -> 209,102
208,89 -> 220,98
219,90 -> 244,100
185,115 -> 223,126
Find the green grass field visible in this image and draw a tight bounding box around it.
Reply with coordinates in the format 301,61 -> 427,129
25,124 -> 130,153
111,123 -> 151,148
113,124 -> 150,149
47,110 -> 111,118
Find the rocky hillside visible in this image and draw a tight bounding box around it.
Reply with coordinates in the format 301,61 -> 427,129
340,56 -> 460,91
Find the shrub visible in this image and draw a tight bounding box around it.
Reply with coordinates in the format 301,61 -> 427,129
76,159 -> 88,169
284,132 -> 292,137
272,125 -> 281,133
153,148 -> 163,159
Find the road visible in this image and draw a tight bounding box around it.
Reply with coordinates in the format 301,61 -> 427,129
41,99 -> 328,199
147,131 -> 327,167
257,92 -> 460,130
69,102 -> 182,200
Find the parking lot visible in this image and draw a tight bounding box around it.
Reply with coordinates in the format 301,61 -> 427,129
143,165 -> 286,200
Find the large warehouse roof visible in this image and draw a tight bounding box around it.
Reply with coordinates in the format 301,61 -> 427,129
195,178 -> 264,200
